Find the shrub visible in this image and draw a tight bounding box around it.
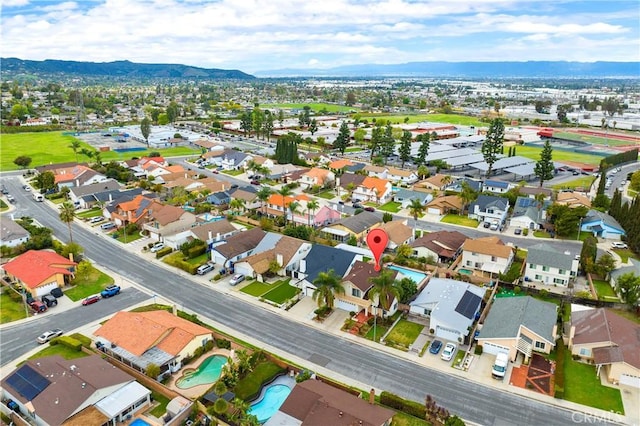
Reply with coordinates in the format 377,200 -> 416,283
523,229 -> 529,236
474,345 -> 483,355
69,333 -> 91,348
555,340 -> 565,391
380,391 -> 426,418
296,370 -> 313,383
514,286 -> 521,294
155,246 -> 172,258
146,363 -> 161,379
55,336 -> 82,351
216,338 -> 231,349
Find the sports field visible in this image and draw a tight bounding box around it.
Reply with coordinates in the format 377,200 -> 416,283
262,103 -> 358,113
515,145 -> 603,165
353,113 -> 484,127
552,131 -> 635,147
0,132 -> 199,171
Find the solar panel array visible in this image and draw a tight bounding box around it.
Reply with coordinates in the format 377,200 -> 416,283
454,290 -> 482,319
5,364 -> 50,401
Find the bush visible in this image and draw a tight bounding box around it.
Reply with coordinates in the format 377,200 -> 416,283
216,338 -> 231,349
155,246 -> 172,258
474,345 -> 483,355
380,391 -> 426,418
514,286 -> 521,294
555,340 -> 565,391
54,336 -> 82,351
69,333 -> 92,347
523,229 -> 529,236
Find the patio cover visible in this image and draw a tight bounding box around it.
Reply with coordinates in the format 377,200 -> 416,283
480,262 -> 505,274
95,381 -> 150,418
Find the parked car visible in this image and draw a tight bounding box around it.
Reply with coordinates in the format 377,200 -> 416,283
30,301 -> 48,313
41,294 -> 58,307
489,221 -> 499,231
150,242 -> 166,253
100,222 -> 116,230
483,221 -> 491,228
611,242 -> 628,249
196,263 -> 215,275
429,340 -> 443,355
352,203 -> 363,209
364,207 -> 375,212
250,180 -> 260,185
82,295 -> 101,306
37,328 -> 64,344
441,343 -> 457,361
7,195 -> 16,203
514,228 -> 522,235
50,287 -> 64,298
100,285 -> 121,298
229,273 -> 246,286
89,216 -> 104,224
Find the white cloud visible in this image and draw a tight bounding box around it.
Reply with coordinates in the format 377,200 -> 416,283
2,0 -> 30,6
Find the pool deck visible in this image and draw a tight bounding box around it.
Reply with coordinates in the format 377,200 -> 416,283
167,348 -> 231,399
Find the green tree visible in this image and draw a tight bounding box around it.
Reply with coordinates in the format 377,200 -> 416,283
399,130 -> 412,168
59,202 -> 76,243
157,113 -> 169,125
140,117 -> 151,146
334,122 -> 350,154
397,277 -> 418,303
459,181 -> 478,215
595,253 -> 616,280
166,101 -> 179,123
616,273 -> 640,309
34,171 -> 56,192
277,186 -> 292,223
306,200 -> 319,227
534,139 -> 554,187
368,269 -> 400,314
240,111 -> 253,136
579,235 -> 598,272
257,186 -> 273,215
415,133 -> 430,166
69,139 -> 81,163
369,125 -> 383,160
482,118 -> 504,178
380,123 -> 396,163
354,128 -> 366,148
13,155 -> 32,169
382,212 -> 393,223
308,119 -> 318,135
146,363 -> 160,378
263,110 -> 274,141
630,171 -> 640,192
312,269 -> 345,309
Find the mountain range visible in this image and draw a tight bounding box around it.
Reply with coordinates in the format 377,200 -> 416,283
0,58 -> 255,80
255,61 -> 640,78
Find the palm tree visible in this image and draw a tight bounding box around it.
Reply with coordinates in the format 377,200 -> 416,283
312,269 -> 345,309
368,269 -> 400,314
288,200 -> 300,226
441,174 -> 453,188
277,186 -> 292,221
69,140 -> 81,163
408,198 -> 425,230
229,198 -> 245,215
306,200 -> 319,227
256,186 -> 273,215
458,181 -> 477,215
59,202 -> 76,243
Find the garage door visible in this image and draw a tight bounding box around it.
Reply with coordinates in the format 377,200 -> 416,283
482,341 -> 510,356
427,208 -> 441,215
335,299 -> 358,312
620,373 -> 640,388
436,326 -> 460,343
35,282 -> 59,297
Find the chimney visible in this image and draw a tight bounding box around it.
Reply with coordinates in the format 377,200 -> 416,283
369,388 -> 375,404
300,259 -> 307,273
208,231 -> 212,241
173,304 -> 178,316
216,232 -> 220,241
569,325 -> 576,345
76,179 -> 79,186
339,412 -> 343,418
68,252 -> 74,262
109,193 -> 113,202
276,253 -> 283,267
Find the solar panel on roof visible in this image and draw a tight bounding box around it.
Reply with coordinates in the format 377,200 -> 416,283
454,290 -> 481,319
5,364 -> 50,401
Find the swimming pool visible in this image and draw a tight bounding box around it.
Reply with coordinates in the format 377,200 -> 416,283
113,147 -> 147,153
129,419 -> 152,426
248,375 -> 295,423
175,355 -> 227,389
388,265 -> 427,284
458,269 -> 473,275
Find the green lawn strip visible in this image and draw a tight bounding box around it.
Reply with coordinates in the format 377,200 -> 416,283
384,320 -> 424,348
65,268 -> 114,301
533,230 -> 552,238
27,343 -> 90,362
563,350 -> 624,413
364,324 -> 390,342
559,231 -> 590,242
516,145 -> 602,165
262,281 -> 299,304
551,176 -> 596,191
240,281 -> 275,297
355,113 -> 484,127
390,411 -> 430,426
612,248 -> 638,263
75,208 -> 103,219
553,131 -> 632,147
378,201 -> 402,213
0,292 -> 28,323
222,169 -> 244,176
451,349 -> 465,368
234,361 -> 285,401
149,391 -> 171,417
316,190 -> 336,200
262,103 -> 358,113
592,279 -> 618,299
440,214 -> 479,228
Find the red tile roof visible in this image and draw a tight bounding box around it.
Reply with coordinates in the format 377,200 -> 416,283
2,250 -> 76,288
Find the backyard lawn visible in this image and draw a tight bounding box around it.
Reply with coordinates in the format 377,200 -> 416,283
234,361 -> 285,400
378,201 -> 402,213
440,214 -> 479,228
65,266 -> 114,301
384,320 -> 424,349
0,291 -> 28,324
390,412 -> 430,426
149,391 -> 171,417
591,279 -> 618,300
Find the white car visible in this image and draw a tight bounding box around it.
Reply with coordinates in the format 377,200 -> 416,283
150,242 -> 166,253
229,273 -> 245,286
441,343 -> 457,361
37,328 -> 64,344
611,242 -> 628,249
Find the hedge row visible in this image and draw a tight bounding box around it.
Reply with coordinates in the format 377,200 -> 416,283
69,333 -> 92,347
187,244 -> 206,259
50,336 -> 82,351
155,246 -> 173,259
380,391 -> 426,419
554,340 -> 566,399
164,256 -> 199,274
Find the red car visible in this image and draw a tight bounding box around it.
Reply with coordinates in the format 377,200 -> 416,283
364,207 -> 375,212
82,295 -> 101,306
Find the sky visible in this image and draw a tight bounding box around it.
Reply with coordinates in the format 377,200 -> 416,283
1,0 -> 639,74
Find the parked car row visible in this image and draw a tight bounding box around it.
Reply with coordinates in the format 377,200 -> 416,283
427,340 -> 458,362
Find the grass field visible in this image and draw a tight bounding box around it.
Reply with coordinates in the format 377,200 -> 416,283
0,292 -> 28,324
263,103 -> 359,113
65,267 -> 114,301
552,176 -> 596,190
384,320 -> 424,348
390,412 -> 430,426
554,131 -> 634,147
516,145 -> 603,165
378,201 -> 402,213
0,131 -> 200,171
262,282 -> 299,304
354,113 -> 484,127
441,214 -> 479,228
592,279 -> 618,300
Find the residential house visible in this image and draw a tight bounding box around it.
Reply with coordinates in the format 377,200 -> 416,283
310,205 -> 341,227
220,150 -> 252,171
339,260 -> 400,316
265,379 -> 394,426
0,355 -> 151,426
141,201 -> 197,241
378,220 -> 413,251
524,243 -> 579,287
580,210 -> 625,240
364,164 -> 388,179
386,167 -> 418,184
0,218 -> 29,248
417,173 -> 452,191
67,179 -> 122,207
228,186 -> 260,210
298,167 -> 335,190
393,189 -> 432,209
483,179 -> 513,194
468,195 -> 510,225
206,191 -> 231,206
109,194 -> 156,227
322,211 -> 381,243
556,191 -> 592,209
295,245 -> 358,297
328,158 -> 354,174
210,228 -> 267,268
102,190 -> 151,220
569,308 -> 640,388
234,235 -> 311,281
164,218 -> 240,251
336,174 -> 366,199
509,196 -> 550,230
2,250 -> 76,297
610,259 -> 640,291
51,165 -> 108,188
447,177 -> 483,193
265,193 -> 312,225
460,236 -> 514,277
94,310 -> 212,377
425,195 -> 463,215
409,278 -> 486,343
477,296 -> 557,361
352,177 -> 392,204
410,230 -> 467,263
519,186 -> 553,200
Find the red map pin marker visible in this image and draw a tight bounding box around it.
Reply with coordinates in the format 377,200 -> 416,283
366,228 -> 389,272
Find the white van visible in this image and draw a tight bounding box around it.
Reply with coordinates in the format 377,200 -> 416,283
100,222 -> 116,230
33,193 -> 44,202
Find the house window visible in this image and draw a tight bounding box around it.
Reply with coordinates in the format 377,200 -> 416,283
553,278 -> 565,285
471,252 -> 478,256
423,308 -> 431,316
474,262 -> 481,268
579,348 -> 592,357
466,261 -> 472,266
535,341 -> 546,350
535,274 -> 542,280
559,269 -> 565,275
542,266 -> 549,272
352,288 -> 361,298
491,256 -> 497,262
529,263 -> 535,269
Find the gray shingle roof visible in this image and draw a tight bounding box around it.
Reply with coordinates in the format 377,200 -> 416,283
478,296 -> 557,342
469,195 -> 509,212
584,209 -> 624,232
526,243 -> 574,271
333,211 -> 380,234
302,245 -> 357,283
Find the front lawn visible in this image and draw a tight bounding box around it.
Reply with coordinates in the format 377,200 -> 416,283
222,169 -> 244,176
240,280 -> 274,297
563,350 -> 624,413
75,208 -> 103,219
27,343 -> 90,362
316,190 -> 336,200
364,323 -> 390,343
378,201 -> 402,213
390,412 -> 430,426
592,279 -> 618,300
533,230 -> 552,238
384,320 -> 424,349
0,291 -> 28,324
65,266 -> 114,301
262,282 -> 299,304
113,230 -> 143,244
440,214 -> 479,228
612,248 -> 638,263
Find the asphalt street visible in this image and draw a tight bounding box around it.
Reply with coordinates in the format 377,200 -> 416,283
0,174 -> 614,425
